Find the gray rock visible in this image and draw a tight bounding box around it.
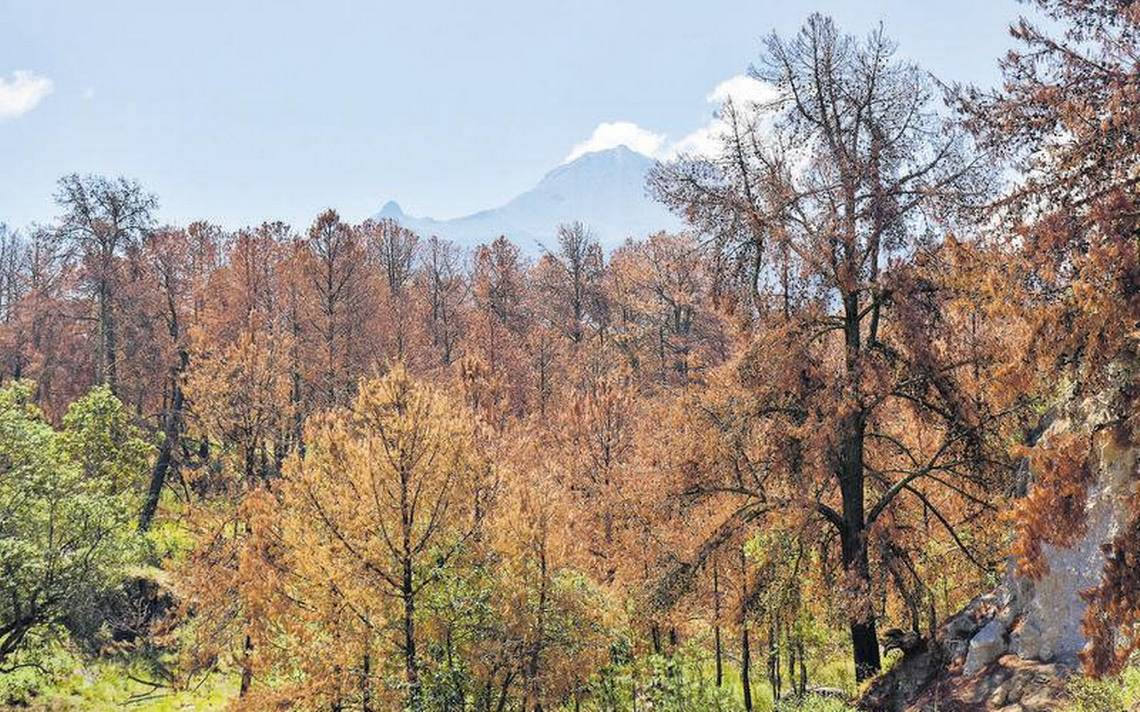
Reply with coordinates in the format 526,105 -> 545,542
1008,403 -> 1137,664
965,618 -> 1008,675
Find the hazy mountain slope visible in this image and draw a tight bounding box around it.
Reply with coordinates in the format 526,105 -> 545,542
375,146 -> 683,251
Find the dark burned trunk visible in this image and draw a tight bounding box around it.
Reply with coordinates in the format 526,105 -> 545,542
740,545 -> 754,711
239,633 -> 253,697
839,289 -> 881,682
0,613 -> 41,665
798,639 -> 807,695
713,564 -> 723,687
768,613 -> 781,700
524,546 -> 549,710
665,626 -> 680,679
361,651 -> 372,712
99,276 -> 118,394
838,408 -> 881,681
494,671 -> 514,712
786,618 -> 796,697
403,554 -> 419,708
139,349 -> 188,531
714,625 -> 723,687
741,622 -> 753,712
398,450 -> 421,711
842,532 -> 881,682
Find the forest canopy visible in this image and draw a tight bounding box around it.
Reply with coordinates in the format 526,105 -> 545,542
0,2 -> 1138,710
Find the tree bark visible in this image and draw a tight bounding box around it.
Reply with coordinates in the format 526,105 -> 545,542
768,613 -> 780,701
98,278 -> 118,393
524,546 -> 549,710
139,349 -> 187,531
838,286 -> 882,681
741,623 -> 753,712
494,671 -> 514,712
714,625 -> 723,687
402,555 -> 419,709
361,651 -> 372,712
713,563 -> 723,687
841,510 -> 881,681
239,634 -> 253,697
798,639 -> 807,696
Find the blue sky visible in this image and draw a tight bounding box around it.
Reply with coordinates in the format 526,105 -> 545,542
2,1 -> 1029,230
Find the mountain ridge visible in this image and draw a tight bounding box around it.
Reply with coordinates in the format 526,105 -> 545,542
374,146 -> 683,251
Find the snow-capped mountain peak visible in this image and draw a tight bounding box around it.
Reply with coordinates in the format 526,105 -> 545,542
374,147 -> 681,251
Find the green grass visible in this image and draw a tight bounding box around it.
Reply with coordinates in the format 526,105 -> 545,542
4,628 -> 860,711
1066,664 -> 1140,712
3,658 -> 238,711
773,697 -> 856,712
689,652 -> 856,712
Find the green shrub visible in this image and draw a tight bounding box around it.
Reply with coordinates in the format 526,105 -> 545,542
1067,665 -> 1140,712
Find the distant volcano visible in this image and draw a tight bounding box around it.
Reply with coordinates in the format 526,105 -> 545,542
375,145 -> 683,252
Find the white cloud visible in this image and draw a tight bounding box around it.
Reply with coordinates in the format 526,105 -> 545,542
82,87 -> 96,101
665,74 -> 781,159
707,74 -> 780,106
0,70 -> 54,119
565,75 -> 782,162
564,121 -> 666,163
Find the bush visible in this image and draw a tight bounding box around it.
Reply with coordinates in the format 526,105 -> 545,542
1067,665 -> 1140,712
0,382 -> 151,671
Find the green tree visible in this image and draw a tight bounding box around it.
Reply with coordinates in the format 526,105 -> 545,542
0,381 -> 151,667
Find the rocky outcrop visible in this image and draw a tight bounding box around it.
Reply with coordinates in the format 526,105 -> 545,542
964,619 -> 1007,676
859,587 -> 1073,712
905,655 -> 1073,712
860,375 -> 1139,711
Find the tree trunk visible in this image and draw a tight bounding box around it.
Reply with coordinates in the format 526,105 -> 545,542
525,547 -> 549,710
841,518 -> 881,681
741,623 -> 753,712
768,613 -> 780,701
361,651 -> 372,712
786,619 -> 796,697
838,398 -> 881,681
714,624 -> 723,688
713,563 -> 723,687
798,640 -> 807,697
494,671 -> 514,712
239,634 -> 253,697
99,279 -> 118,393
0,614 -> 39,666
139,351 -> 186,531
402,556 -> 419,709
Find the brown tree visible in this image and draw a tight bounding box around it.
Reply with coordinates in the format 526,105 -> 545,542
960,0 -> 1140,676
652,15 -> 1005,679
53,174 -> 157,394
137,222 -> 222,530
362,218 -> 421,361
418,235 -> 468,367
535,222 -> 607,346
301,210 -> 372,409
277,366 -> 493,708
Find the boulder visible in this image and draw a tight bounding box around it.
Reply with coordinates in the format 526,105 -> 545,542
965,619 -> 1008,676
